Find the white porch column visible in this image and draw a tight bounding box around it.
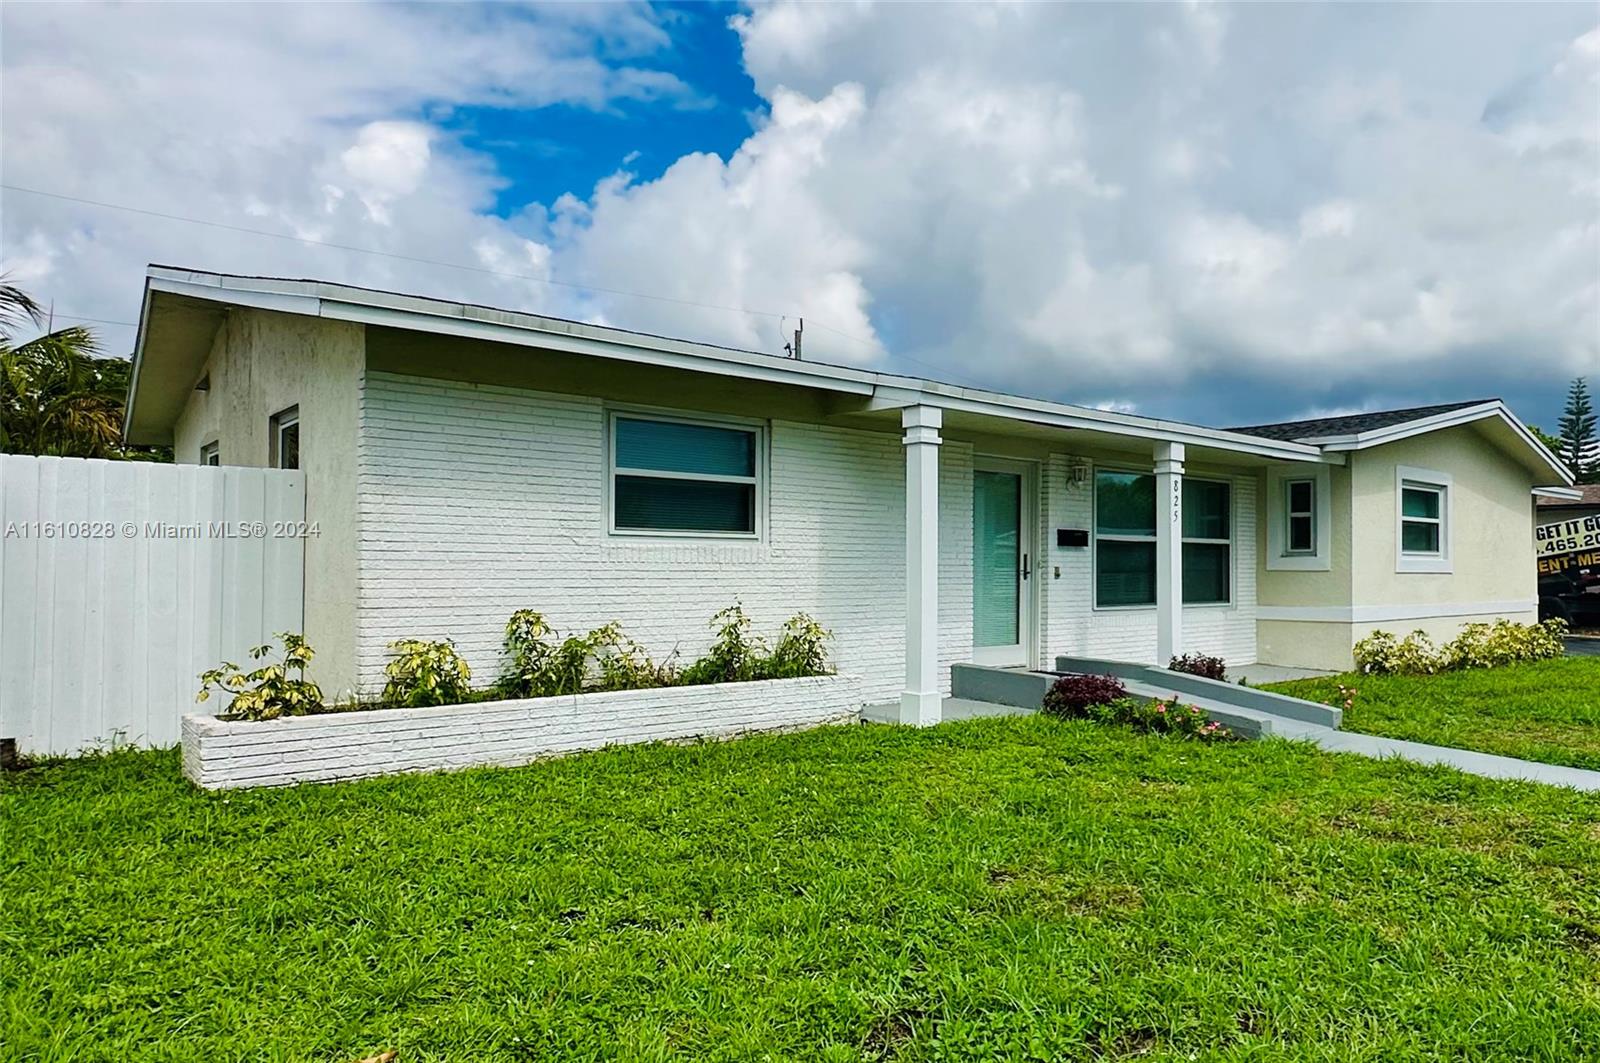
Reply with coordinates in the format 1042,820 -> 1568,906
900,405 -> 943,726
1154,441 -> 1185,665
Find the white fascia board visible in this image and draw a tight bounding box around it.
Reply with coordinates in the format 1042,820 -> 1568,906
319,299 -> 878,396
122,279 -> 158,439
1304,401 -> 1504,449
914,389 -> 1336,464
1309,401 -> 1572,484
136,267 -> 1330,463
1535,486 -> 1584,500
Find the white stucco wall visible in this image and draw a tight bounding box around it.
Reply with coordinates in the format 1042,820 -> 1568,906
356,371 -> 974,706
1254,424 -> 1541,671
171,310 -> 364,695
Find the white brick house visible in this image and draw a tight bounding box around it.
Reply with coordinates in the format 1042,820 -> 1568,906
125,267 -> 1573,718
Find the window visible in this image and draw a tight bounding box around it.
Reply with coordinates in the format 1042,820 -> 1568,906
1182,478 -> 1232,605
1094,471 -> 1157,607
1284,478 -> 1315,555
1395,465 -> 1452,573
269,406 -> 299,470
1266,465 -> 1331,571
199,441 -> 220,467
1093,470 -> 1231,607
609,413 -> 760,536
1400,486 -> 1442,553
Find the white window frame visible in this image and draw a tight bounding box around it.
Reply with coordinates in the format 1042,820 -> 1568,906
199,440 -> 220,467
1092,465 -> 1158,611
1284,479 -> 1316,555
606,408 -> 766,540
1266,465 -> 1332,571
1090,466 -> 1235,609
269,406 -> 299,470
1395,464 -> 1452,574
1181,476 -> 1234,607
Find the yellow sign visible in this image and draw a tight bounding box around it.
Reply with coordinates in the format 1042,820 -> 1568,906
1536,514 -> 1600,557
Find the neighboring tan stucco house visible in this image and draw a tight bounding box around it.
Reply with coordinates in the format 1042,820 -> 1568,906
124,267 -> 1574,712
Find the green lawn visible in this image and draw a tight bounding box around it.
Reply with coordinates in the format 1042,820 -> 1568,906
1268,657 -> 1600,770
5,718 -> 1600,1062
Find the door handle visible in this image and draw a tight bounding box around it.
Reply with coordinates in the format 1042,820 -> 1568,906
1021,553 -> 1031,581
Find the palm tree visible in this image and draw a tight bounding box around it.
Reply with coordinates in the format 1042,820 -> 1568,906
0,279 -> 142,458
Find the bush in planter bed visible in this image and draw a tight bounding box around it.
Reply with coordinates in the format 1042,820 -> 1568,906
1168,653 -> 1227,681
1040,673 -> 1127,719
383,638 -> 474,708
196,632 -> 324,721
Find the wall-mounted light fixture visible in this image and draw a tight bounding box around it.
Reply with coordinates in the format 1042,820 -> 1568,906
1066,457 -> 1093,489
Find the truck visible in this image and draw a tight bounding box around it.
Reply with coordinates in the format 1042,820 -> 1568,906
1536,513 -> 1600,626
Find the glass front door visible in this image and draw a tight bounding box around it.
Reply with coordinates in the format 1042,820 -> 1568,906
972,461 -> 1033,666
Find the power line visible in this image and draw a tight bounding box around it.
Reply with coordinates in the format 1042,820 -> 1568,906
49,312 -> 139,328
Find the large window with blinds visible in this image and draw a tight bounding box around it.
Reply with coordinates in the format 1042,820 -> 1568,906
609,413 -> 762,537
1094,469 -> 1233,607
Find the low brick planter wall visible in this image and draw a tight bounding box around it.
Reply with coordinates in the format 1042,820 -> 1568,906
182,674 -> 863,790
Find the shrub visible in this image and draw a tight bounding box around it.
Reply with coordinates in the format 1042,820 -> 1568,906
1040,673 -> 1127,719
592,625 -> 679,692
383,638 -> 473,708
1119,696 -> 1234,742
767,613 -> 833,679
680,602 -> 769,685
196,632 -> 324,721
1168,653 -> 1227,681
1353,629 -> 1446,675
498,609 -> 556,698
1355,619 -> 1568,675
1443,618 -> 1567,670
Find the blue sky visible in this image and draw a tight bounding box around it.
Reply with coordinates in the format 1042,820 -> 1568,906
1,2 -> 1595,432
443,4 -> 761,216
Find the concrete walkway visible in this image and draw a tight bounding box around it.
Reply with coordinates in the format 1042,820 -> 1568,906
861,697 -> 1600,793
1270,717 -> 1600,791
1230,662 -> 1336,684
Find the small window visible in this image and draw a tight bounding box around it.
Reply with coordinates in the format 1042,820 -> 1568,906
1400,484 -> 1443,555
1284,478 -> 1315,555
610,413 -> 760,536
269,407 -> 299,471
199,441 -> 220,467
1395,465 -> 1451,573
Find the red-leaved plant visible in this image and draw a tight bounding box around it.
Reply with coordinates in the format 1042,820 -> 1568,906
1041,673 -> 1127,719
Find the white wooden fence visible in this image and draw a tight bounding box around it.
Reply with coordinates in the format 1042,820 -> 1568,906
0,455 -> 306,755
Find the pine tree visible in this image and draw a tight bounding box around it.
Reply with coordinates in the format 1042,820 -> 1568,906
1557,377 -> 1597,483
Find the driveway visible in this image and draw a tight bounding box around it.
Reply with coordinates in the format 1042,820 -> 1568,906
1567,637 -> 1600,657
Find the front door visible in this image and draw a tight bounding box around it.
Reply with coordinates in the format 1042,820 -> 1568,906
972,459 -> 1034,667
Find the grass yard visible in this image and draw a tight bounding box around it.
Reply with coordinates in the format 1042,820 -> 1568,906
5,717 -> 1600,1062
1268,657 -> 1600,770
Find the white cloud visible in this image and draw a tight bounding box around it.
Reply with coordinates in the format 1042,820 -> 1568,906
1,1 -> 1595,426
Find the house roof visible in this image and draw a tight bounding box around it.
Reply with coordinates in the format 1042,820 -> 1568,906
125,266 -> 1334,466
1537,483 -> 1600,507
1229,401 -> 1494,442
124,265 -> 1571,485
